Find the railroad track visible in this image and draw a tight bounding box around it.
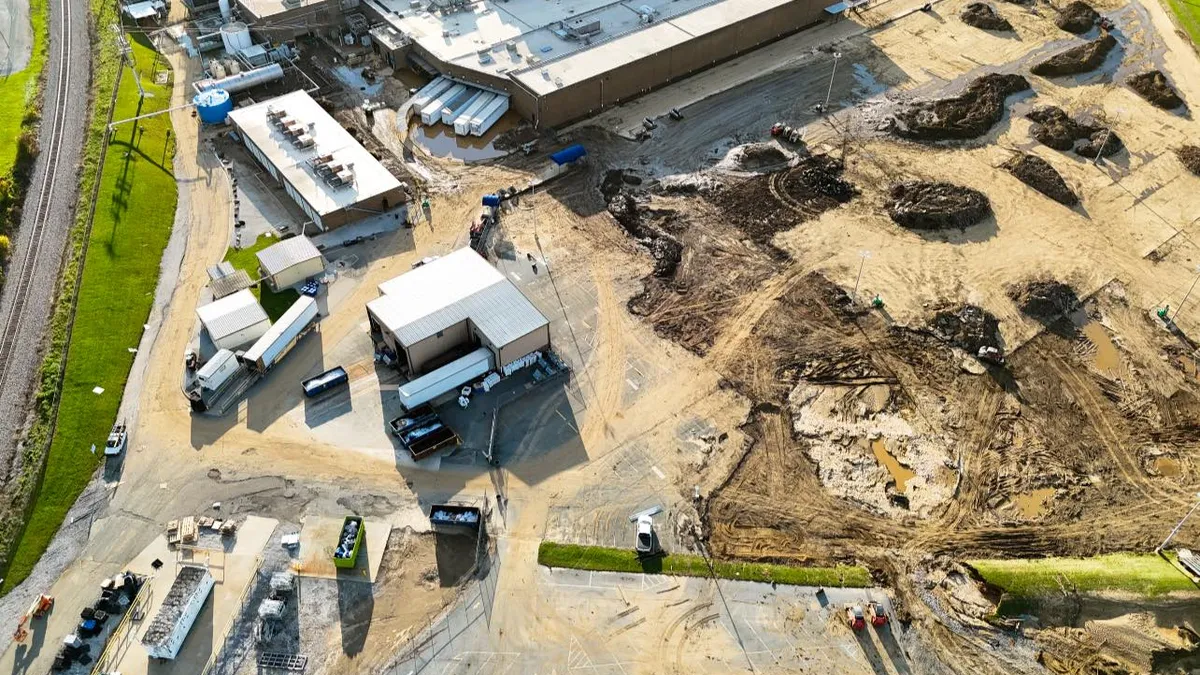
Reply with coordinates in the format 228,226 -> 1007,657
0,0 -> 73,390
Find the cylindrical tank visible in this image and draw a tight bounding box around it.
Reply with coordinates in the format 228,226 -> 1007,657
218,0 -> 231,20
193,89 -> 234,125
220,22 -> 252,55
195,63 -> 284,94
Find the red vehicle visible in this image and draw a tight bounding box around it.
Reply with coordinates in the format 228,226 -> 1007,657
846,605 -> 866,631
867,601 -> 888,627
770,122 -> 785,137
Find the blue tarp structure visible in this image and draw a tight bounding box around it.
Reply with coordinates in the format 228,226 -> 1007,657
482,194 -> 501,207
549,144 -> 587,165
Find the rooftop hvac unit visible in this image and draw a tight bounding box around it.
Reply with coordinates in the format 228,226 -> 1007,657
293,134 -> 315,148
336,169 -> 354,185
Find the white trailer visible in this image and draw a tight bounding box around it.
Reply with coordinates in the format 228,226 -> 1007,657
141,566 -> 214,660
442,89 -> 483,126
470,95 -> 509,136
398,347 -> 493,411
453,92 -> 496,135
197,349 -> 240,392
241,296 -> 319,373
421,83 -> 466,125
409,76 -> 453,110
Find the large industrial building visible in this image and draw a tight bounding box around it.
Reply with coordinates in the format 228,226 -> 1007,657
352,0 -> 828,128
227,90 -> 407,230
366,248 -> 550,375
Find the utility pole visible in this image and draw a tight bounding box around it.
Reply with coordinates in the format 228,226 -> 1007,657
1171,266 -> 1200,323
852,249 -> 870,303
1157,492 -> 1200,553
822,52 -> 843,114
1092,127 -> 1112,166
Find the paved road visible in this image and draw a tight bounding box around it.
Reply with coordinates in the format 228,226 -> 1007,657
0,0 -> 31,75
0,0 -> 91,487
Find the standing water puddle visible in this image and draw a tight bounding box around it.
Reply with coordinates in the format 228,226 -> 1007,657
1082,322 -> 1120,374
871,439 -> 916,493
407,112 -> 516,162
1012,488 -> 1055,518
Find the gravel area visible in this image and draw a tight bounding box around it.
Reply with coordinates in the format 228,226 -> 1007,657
0,0 -> 91,492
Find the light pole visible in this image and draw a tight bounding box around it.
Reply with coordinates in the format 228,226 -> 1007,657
1171,266 -> 1200,323
852,250 -> 870,304
822,52 -> 843,114
1157,492 -> 1200,553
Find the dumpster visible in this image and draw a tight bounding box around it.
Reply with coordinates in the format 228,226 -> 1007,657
332,516 -> 365,569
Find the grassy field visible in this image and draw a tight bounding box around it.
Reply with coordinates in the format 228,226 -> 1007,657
1165,0 -> 1200,47
224,233 -> 300,320
0,0 -> 47,173
538,542 -> 873,587
0,29 -> 176,592
970,553 -> 1198,615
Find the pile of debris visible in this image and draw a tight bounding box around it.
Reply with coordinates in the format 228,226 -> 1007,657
600,168 -> 643,200
1001,154 -> 1078,205
1026,106 -> 1123,158
606,191 -> 683,277
1031,34 -> 1117,77
1054,0 -> 1099,33
791,154 -> 859,202
892,73 -> 1030,141
931,305 -> 1003,354
886,181 -> 992,230
735,143 -> 790,171
961,3 -> 1014,31
1177,145 -> 1200,175
1126,70 -> 1185,109
1008,278 -> 1082,324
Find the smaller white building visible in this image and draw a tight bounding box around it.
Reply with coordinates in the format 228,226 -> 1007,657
197,289 -> 270,351
256,236 -> 325,292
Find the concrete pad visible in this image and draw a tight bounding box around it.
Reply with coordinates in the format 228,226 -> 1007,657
98,516 -> 277,675
294,516 -> 389,583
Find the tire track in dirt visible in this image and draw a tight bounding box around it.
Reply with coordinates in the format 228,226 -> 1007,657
579,261 -> 628,449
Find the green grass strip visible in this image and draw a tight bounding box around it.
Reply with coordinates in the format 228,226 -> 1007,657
0,0 -> 48,173
1165,0 -> 1200,49
0,27 -> 177,592
224,233 -> 299,321
970,553 -> 1198,602
538,541 -> 872,587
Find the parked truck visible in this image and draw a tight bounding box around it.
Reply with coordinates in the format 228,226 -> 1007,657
242,296 -> 319,373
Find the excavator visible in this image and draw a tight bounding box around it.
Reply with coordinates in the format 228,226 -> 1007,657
12,594 -> 54,643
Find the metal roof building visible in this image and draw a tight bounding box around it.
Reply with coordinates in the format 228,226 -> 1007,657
256,235 -> 325,291
366,248 -> 550,374
197,289 -> 271,351
227,91 -> 407,231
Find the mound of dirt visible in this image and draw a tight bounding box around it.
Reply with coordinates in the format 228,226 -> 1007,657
1008,278 -> 1082,323
707,154 -> 857,244
1177,145 -> 1200,175
736,143 -> 789,171
961,3 -> 1013,30
892,73 -> 1030,141
1031,33 -> 1117,77
599,169 -> 643,199
1054,0 -> 1098,33
606,192 -> 682,277
1026,106 -> 1123,157
1001,154 -> 1078,205
886,181 -> 992,230
1126,70 -> 1185,109
932,305 -> 1003,354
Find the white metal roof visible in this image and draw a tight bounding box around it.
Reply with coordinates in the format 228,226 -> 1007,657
227,91 -> 401,218
197,349 -> 237,379
256,236 -> 322,276
368,248 -> 548,348
242,295 -> 318,363
197,289 -> 269,340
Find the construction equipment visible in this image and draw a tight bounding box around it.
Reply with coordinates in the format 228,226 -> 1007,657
769,122 -> 803,143
867,601 -> 888,626
12,594 -> 54,642
976,345 -> 1005,366
846,604 -> 866,631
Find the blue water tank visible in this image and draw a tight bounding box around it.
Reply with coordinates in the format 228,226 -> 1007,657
482,194 -> 501,207
549,144 -> 587,165
193,88 -> 233,125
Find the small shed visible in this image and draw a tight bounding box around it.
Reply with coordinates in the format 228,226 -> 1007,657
197,289 -> 270,351
256,236 -> 325,292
